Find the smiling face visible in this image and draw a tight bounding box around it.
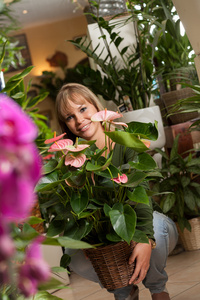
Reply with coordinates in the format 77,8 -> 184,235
63,96 -> 104,141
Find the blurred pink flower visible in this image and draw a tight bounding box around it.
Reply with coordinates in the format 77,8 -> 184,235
0,95 -> 41,221
18,236 -> 50,297
112,173 -> 128,184
0,219 -> 15,262
65,153 -> 86,168
0,94 -> 38,145
91,109 -> 128,127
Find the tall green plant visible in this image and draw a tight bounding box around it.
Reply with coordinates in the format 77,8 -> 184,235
0,0 -> 27,72
70,3 -> 155,110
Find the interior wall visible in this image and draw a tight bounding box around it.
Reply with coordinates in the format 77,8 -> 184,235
4,15 -> 88,132
172,0 -> 200,81
5,15 -> 88,82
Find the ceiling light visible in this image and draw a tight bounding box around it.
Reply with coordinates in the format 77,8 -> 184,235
23,10 -> 28,14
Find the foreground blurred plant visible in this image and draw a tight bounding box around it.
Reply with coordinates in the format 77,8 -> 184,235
0,94 -> 92,299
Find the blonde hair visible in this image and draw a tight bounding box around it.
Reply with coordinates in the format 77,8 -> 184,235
56,83 -> 104,141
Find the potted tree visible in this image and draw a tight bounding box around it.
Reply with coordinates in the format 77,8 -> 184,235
151,134 -> 200,251
36,113 -> 160,290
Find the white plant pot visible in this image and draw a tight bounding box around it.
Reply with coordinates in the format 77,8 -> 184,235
120,106 -> 166,150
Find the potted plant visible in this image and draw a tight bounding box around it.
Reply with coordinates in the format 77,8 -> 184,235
151,134 -> 200,250
36,111 -> 160,289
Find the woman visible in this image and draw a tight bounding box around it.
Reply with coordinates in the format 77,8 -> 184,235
55,83 -> 178,300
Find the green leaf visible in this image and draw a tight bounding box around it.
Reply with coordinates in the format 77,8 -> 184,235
34,291 -> 64,300
109,204 -> 136,244
127,186 -> 149,205
27,216 -> 45,225
71,190 -> 88,215
57,236 -> 93,249
132,229 -> 149,244
184,187 -> 196,211
126,121 -> 158,141
42,159 -> 59,175
38,277 -> 67,292
35,172 -> 67,192
104,203 -> 112,217
60,254 -> 71,268
124,171 -> 147,187
47,220 -> 66,237
129,152 -> 157,170
162,193 -> 176,213
105,131 -> 148,152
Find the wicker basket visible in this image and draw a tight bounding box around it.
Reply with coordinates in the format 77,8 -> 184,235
176,217 -> 200,251
84,241 -> 136,290
161,88 -> 198,125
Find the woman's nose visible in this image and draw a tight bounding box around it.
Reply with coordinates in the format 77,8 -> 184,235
75,114 -> 84,124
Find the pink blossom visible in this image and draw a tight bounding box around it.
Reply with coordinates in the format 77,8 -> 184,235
91,108 -> 128,127
18,237 -> 50,297
0,95 -> 42,221
65,153 -> 86,168
48,138 -> 73,152
63,143 -> 90,152
112,173 -> 128,184
141,139 -> 151,148
0,220 -> 15,263
44,132 -> 66,144
0,94 -> 38,145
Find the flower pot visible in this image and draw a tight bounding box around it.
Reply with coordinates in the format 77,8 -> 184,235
176,217 -> 200,251
120,106 -> 166,150
161,88 -> 199,125
84,241 -> 136,290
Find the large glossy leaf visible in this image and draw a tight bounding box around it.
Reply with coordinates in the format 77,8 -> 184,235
105,131 -> 148,152
109,204 -> 136,244
65,169 -> 86,188
42,159 -> 58,175
86,153 -> 112,172
123,171 -> 147,187
57,236 -> 93,249
126,121 -> 158,141
35,172 -> 68,192
129,152 -> 157,170
35,290 -> 63,299
127,186 -> 149,205
71,190 -> 88,215
162,193 -> 176,213
60,254 -> 71,268
132,229 -> 149,244
184,187 -> 196,211
64,218 -> 89,241
47,220 -> 66,237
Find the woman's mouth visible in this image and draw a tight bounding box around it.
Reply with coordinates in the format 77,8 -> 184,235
80,123 -> 91,132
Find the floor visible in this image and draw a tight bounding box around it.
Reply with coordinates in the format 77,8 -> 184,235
52,248 -> 200,300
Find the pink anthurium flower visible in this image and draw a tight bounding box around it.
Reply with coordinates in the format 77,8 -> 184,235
141,139 -> 151,148
65,153 -> 86,168
112,173 -> 128,184
64,144 -> 90,152
91,108 -> 128,127
48,139 -> 73,152
44,132 -> 66,144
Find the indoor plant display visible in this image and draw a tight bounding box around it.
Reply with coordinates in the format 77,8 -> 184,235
152,135 -> 200,250
36,110 -> 160,289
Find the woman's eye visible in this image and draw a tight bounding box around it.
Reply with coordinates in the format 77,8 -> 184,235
65,115 -> 73,122
80,107 -> 87,113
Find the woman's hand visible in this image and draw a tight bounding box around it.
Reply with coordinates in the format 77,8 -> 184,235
128,242 -> 152,285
